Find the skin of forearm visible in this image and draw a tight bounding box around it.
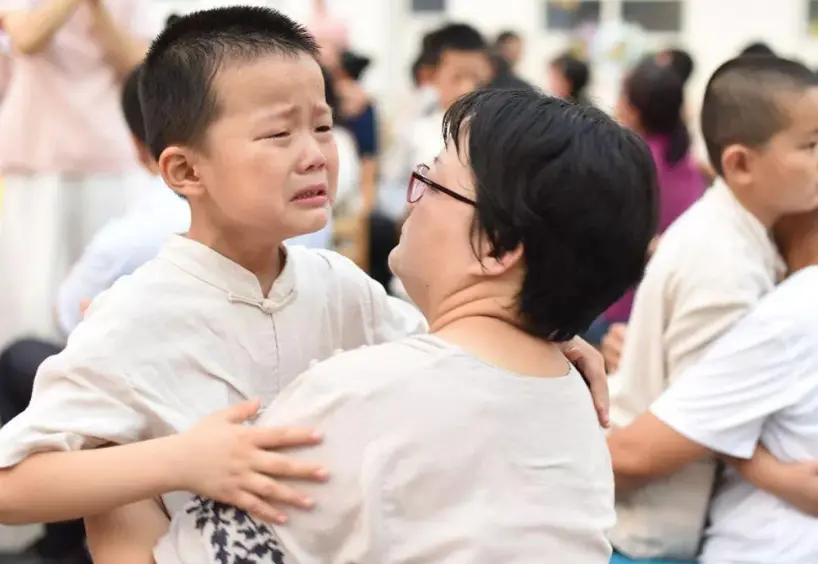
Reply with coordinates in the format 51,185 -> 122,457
0,435 -> 186,525
742,462 -> 818,517
86,500 -> 169,564
4,0 -> 83,55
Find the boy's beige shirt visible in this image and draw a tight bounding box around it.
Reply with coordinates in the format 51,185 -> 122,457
608,179 -> 784,560
0,236 -> 427,515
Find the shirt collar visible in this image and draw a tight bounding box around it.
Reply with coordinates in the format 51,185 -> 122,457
711,178 -> 787,279
157,235 -> 297,305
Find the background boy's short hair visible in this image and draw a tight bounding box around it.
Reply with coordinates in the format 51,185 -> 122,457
701,55 -> 818,176
423,23 -> 487,68
139,6 -> 319,160
121,64 -> 147,145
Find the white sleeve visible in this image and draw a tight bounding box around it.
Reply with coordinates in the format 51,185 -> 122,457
314,249 -> 428,343
0,321 -> 146,468
56,225 -> 130,336
368,276 -> 427,342
650,309 -> 800,460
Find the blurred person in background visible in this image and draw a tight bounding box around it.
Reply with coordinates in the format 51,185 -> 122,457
0,21 -> 9,102
489,52 -> 531,90
657,47 -> 694,86
410,40 -> 439,116
608,57 -> 705,308
373,23 -> 490,292
548,52 -> 592,106
307,0 -> 347,54
656,46 -> 717,184
591,55 -> 706,350
741,41 -> 776,57
333,50 -> 378,212
494,29 -> 523,70
0,0 -> 157,353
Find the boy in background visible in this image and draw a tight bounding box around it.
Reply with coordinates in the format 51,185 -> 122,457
607,56 -> 818,561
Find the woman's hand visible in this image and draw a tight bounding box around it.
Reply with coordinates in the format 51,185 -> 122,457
559,337 -> 610,428
177,400 -> 328,524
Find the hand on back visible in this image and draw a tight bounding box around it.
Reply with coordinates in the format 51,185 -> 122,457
177,400 -> 327,524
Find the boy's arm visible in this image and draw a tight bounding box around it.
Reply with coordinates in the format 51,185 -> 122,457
86,500 -> 169,564
0,401 -> 325,525
0,435 -> 179,524
611,309 -> 800,493
728,446 -> 818,517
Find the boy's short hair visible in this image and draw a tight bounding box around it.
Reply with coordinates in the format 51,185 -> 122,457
424,23 -> 487,67
740,41 -> 775,57
121,64 -> 147,145
495,30 -> 520,45
701,56 -> 818,176
140,6 -> 320,160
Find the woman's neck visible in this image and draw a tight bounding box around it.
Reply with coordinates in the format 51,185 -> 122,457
434,316 -> 568,378
428,295 -> 568,378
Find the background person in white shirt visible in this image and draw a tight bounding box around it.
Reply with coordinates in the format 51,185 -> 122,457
608,206 -> 818,564
151,88 -> 659,564
605,55 -> 818,562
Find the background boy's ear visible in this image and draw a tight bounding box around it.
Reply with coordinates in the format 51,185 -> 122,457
720,143 -> 753,187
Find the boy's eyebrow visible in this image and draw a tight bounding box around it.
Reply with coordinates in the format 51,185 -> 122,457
258,103 -> 331,120
257,105 -> 298,120
273,105 -> 298,118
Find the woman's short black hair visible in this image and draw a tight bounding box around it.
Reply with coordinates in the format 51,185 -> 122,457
443,89 -> 658,342
625,55 -> 690,165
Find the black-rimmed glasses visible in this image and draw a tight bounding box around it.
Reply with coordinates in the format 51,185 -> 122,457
407,164 -> 476,206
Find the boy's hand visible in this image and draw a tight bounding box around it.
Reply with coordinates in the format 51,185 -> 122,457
559,337 -> 610,428
177,400 -> 327,524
